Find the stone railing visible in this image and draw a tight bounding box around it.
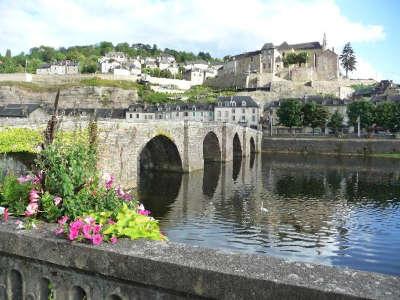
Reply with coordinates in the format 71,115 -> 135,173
0,219 -> 399,299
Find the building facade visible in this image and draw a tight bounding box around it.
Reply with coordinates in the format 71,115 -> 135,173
36,60 -> 79,75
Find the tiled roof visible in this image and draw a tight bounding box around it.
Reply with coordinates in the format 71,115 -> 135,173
217,96 -> 259,108
0,103 -> 42,117
278,41 -> 322,51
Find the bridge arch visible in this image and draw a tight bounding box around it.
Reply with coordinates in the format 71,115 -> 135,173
138,135 -> 183,173
233,133 -> 242,157
203,131 -> 222,162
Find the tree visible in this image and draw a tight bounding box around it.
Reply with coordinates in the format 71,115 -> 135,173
340,42 -> 357,78
374,102 -> 397,132
302,102 -> 329,134
5,49 -> 11,58
347,100 -> 375,132
328,110 -> 344,135
277,99 -> 303,132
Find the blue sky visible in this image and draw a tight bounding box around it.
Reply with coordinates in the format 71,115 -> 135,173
0,0 -> 398,82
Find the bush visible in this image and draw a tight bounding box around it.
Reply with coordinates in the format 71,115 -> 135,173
0,175 -> 33,215
0,128 -> 42,154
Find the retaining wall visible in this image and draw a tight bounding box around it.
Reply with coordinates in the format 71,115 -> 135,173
0,219 -> 399,299
262,136 -> 400,155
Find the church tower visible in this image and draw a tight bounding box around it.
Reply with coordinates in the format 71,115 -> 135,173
322,33 -> 327,50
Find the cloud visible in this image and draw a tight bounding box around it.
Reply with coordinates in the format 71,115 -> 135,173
0,0 -> 385,54
348,57 -> 383,81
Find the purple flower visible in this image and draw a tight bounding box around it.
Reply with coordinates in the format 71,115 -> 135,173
29,189 -> 40,203
25,202 -> 38,216
110,236 -> 118,244
115,186 -> 133,202
92,234 -> 103,245
54,196 -> 62,206
33,171 -> 43,185
17,175 -> 33,184
58,216 -> 69,225
103,173 -> 114,190
54,227 -> 64,235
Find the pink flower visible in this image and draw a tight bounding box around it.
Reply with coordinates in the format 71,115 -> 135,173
92,234 -> 103,245
115,186 -> 133,202
68,227 -> 79,240
137,203 -> 151,216
108,219 -> 116,225
58,216 -> 69,225
104,173 -> 114,190
69,219 -> 84,232
84,216 -> 95,224
53,196 -> 62,206
3,208 -> 9,222
54,227 -> 64,235
33,172 -> 43,185
92,224 -> 102,235
25,202 -> 38,216
110,236 -> 118,244
17,175 -> 32,184
82,224 -> 92,239
29,189 -> 40,203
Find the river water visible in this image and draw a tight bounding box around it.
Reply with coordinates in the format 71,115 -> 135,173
138,153 -> 400,276
2,153 -> 400,275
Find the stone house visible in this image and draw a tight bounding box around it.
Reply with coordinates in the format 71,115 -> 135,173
184,68 -> 205,85
36,60 -> 79,75
184,60 -> 209,71
126,102 -> 215,122
214,96 -> 261,129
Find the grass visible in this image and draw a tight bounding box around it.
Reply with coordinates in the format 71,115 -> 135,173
0,81 -> 75,93
371,153 -> 400,159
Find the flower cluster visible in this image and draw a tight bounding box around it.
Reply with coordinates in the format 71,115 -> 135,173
55,215 -> 118,246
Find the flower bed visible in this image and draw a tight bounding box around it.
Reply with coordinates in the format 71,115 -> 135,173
0,122 -> 165,245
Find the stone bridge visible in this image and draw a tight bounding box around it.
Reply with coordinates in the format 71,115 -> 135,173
96,121 -> 262,188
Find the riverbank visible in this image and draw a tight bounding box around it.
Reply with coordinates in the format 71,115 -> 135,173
262,136 -> 400,157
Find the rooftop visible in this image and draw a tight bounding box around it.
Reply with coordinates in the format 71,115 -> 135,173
0,103 -> 43,117
217,96 -> 259,108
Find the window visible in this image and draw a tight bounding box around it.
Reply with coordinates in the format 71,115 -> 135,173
242,108 -> 245,113
201,112 -> 203,116
158,114 -> 162,119
184,112 -> 188,117
252,115 -> 256,122
136,114 -> 139,118
176,112 -> 179,117
232,115 -> 236,121
218,111 -> 221,117
242,101 -> 246,107
242,116 -> 245,121
252,108 -> 256,114
224,111 -> 228,117
129,114 -> 133,118
232,108 -> 235,113
149,115 -> 153,119
192,112 -> 195,116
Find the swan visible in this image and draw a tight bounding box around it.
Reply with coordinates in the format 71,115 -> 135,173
260,201 -> 268,212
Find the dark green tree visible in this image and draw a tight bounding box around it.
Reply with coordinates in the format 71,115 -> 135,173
339,42 -> 357,78
374,102 -> 397,132
302,102 -> 329,134
347,100 -> 375,131
328,110 -> 344,135
277,99 -> 303,132
5,49 -> 11,58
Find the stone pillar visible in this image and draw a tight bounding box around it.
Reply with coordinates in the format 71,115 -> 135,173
242,128 -> 247,157
183,120 -> 190,172
221,122 -> 227,162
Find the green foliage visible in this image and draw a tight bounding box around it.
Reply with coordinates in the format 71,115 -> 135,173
283,52 -> 308,67
302,102 -> 329,130
101,204 -> 165,241
80,77 -> 140,90
41,191 -> 62,222
328,110 -> 344,134
137,84 -> 171,103
277,99 -> 303,128
0,42 -> 221,74
347,100 -> 375,130
375,102 -> 399,132
340,42 -> 357,78
0,128 -> 42,154
142,67 -> 182,79
351,83 -> 375,94
183,85 -> 235,103
0,175 -> 32,215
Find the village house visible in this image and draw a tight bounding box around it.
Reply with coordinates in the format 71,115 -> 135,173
36,60 -> 79,75
0,103 -> 49,124
214,96 -> 260,129
126,102 -> 215,122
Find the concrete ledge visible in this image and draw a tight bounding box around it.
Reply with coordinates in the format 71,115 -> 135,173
0,219 -> 399,299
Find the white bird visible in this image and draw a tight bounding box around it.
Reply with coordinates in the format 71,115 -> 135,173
260,201 -> 268,212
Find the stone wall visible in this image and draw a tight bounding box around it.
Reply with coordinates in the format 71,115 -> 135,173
0,220 -> 399,299
0,85 -> 138,108
262,136 -> 400,155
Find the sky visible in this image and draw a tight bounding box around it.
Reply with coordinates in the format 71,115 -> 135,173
0,0 -> 399,82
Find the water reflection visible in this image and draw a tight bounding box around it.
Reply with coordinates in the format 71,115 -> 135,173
138,153 -> 400,275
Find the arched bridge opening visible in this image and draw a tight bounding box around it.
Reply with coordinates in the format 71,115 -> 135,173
203,131 -> 222,162
233,133 -> 242,157
250,137 -> 256,153
139,135 -> 183,173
